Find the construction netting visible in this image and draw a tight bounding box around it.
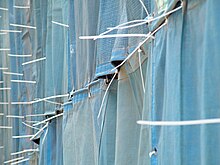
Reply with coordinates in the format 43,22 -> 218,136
0,0 -> 220,165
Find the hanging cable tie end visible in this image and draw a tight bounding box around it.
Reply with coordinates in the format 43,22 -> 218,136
106,27 -> 112,30
165,17 -> 168,24
88,88 -> 92,98
149,35 -> 155,40
138,48 -> 142,53
147,16 -> 154,20
149,150 -> 156,158
149,148 -> 157,158
68,90 -> 74,100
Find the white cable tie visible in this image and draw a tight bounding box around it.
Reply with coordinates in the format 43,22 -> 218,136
52,21 -> 69,28
41,126 -> 48,146
11,80 -> 36,84
6,115 -> 24,119
3,72 -> 23,76
0,126 -> 12,129
137,118 -> 220,126
0,67 -> 8,70
106,6 -> 182,32
0,88 -> 11,90
0,32 -> 7,35
149,150 -> 157,158
85,79 -> 101,87
138,0 -> 149,16
0,102 -> 9,105
43,99 -> 62,105
115,5 -> 182,30
0,48 -> 10,51
8,54 -> 32,57
79,34 -> 149,40
61,101 -> 72,106
4,157 -> 24,164
138,49 -> 145,93
11,102 -> 31,105
11,158 -> 29,165
0,146 -> 4,149
0,30 -> 21,33
0,113 -> 4,116
111,21 -> 167,71
24,120 -> 39,124
12,135 -> 34,139
22,122 -> 40,130
0,7 -> 8,11
10,23 -> 36,29
98,20 -> 146,40
11,149 -> 39,156
33,113 -> 63,126
88,88 -> 92,98
22,57 -> 46,66
31,94 -> 69,104
26,113 -> 48,117
11,94 -> 68,105
97,70 -> 118,119
14,5 -> 30,9
30,122 -> 48,140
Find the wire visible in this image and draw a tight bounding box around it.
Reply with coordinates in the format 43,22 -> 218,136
80,33 -> 150,40
52,21 -> 69,28
97,70 -> 118,119
30,122 -> 48,140
138,0 -> 149,16
111,21 -> 167,71
22,57 -> 46,66
33,113 -> 63,126
138,49 -> 145,93
137,118 -> 220,126
10,23 -> 36,29
4,156 -> 24,164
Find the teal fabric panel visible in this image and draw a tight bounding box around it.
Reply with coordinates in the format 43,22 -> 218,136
39,116 -> 63,165
95,0 -> 120,77
143,0 -> 220,165
44,0 -> 68,113
110,0 -> 149,64
0,0 -> 40,164
149,8 -> 183,165
180,0 -> 220,164
68,0 -> 100,90
0,1 -> 13,164
98,80 -> 117,165
1,0 -> 220,165
63,80 -> 104,165
114,54 -> 148,165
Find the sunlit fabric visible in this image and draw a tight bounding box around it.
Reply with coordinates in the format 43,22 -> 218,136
1,0 -> 220,165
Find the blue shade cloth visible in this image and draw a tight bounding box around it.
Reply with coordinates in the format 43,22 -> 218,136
39,116 -> 63,165
62,79 -> 110,165
114,49 -> 148,165
111,0 -> 149,64
96,0 -> 149,76
44,0 -> 69,113
140,0 -> 220,165
95,0 -> 121,77
98,82 -> 117,165
63,79 -> 118,165
68,0 -> 100,90
1,0 -> 220,165
0,0 -> 39,164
